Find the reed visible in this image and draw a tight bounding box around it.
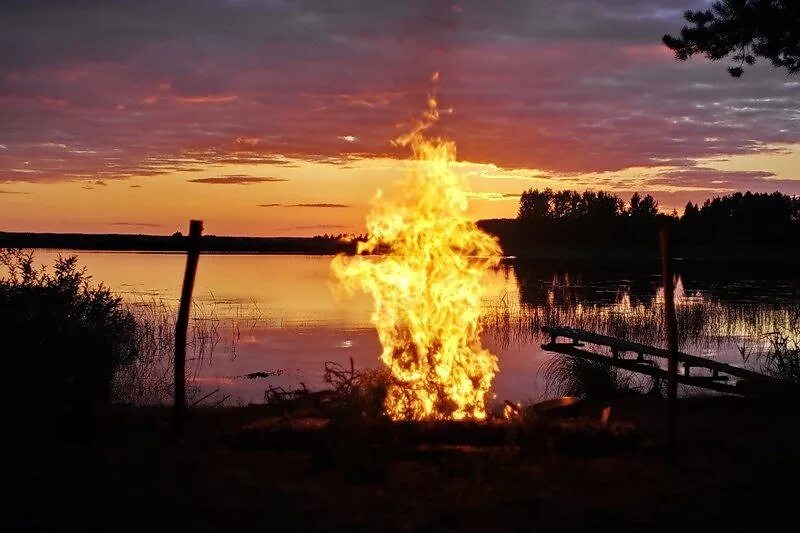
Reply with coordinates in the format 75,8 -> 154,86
113,297 -> 252,405
480,285 -> 800,396
481,290 -> 800,352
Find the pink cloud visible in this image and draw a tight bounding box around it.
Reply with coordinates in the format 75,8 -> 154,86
176,94 -> 238,104
0,0 -> 797,200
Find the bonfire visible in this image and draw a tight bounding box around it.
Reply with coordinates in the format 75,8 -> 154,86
332,77 -> 502,421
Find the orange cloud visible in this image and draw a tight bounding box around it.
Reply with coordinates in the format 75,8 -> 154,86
258,203 -> 350,208
176,94 -> 238,104
188,175 -> 287,185
235,136 -> 260,147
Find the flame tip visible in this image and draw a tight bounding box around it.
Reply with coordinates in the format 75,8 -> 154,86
333,94 -> 500,421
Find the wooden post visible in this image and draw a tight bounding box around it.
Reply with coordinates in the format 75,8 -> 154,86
174,220 -> 203,433
660,225 -> 678,457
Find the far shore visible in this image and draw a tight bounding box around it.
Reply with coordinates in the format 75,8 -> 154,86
5,230 -> 800,263
0,231 -> 357,255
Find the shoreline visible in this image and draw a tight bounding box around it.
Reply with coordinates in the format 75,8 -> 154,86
5,230 -> 800,262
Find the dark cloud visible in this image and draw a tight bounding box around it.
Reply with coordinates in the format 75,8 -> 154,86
188,175 -> 288,185
279,224 -> 352,230
109,222 -> 163,228
258,203 -> 350,208
0,0 -> 797,196
649,167 -> 777,188
292,203 -> 350,208
470,191 -> 520,202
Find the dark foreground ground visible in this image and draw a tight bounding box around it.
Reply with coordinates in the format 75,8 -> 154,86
5,395 -> 800,532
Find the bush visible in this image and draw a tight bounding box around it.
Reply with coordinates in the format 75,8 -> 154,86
0,249 -> 139,434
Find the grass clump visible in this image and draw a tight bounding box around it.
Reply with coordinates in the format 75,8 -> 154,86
262,358 -> 390,423
542,355 -> 642,401
759,331 -> 800,384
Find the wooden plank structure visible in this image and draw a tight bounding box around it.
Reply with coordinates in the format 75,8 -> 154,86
541,326 -> 784,396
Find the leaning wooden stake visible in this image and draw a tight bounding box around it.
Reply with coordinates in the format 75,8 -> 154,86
174,220 -> 203,434
660,225 -> 678,457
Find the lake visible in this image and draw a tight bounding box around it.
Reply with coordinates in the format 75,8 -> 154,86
31,250 -> 800,407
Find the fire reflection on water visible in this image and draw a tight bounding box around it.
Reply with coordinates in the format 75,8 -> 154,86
30,251 -> 800,404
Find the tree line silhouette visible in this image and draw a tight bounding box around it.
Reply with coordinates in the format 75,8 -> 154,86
681,191 -> 800,244
478,189 -> 800,254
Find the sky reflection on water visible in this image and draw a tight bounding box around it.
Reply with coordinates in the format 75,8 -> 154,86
34,251 -> 800,405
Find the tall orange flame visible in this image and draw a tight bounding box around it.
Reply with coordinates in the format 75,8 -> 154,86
332,85 -> 502,421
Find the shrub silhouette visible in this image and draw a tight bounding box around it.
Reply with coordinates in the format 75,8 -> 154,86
0,249 -> 138,436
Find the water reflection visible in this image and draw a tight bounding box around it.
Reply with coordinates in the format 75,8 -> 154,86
491,259 -> 800,375
34,251 -> 800,405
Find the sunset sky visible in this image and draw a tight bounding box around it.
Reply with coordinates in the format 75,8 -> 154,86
1,0 -> 799,236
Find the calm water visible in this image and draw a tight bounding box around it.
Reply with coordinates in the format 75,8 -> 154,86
33,251 -> 800,406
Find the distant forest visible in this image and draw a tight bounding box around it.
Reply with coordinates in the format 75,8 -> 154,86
4,190 -> 799,258
478,190 -> 800,256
